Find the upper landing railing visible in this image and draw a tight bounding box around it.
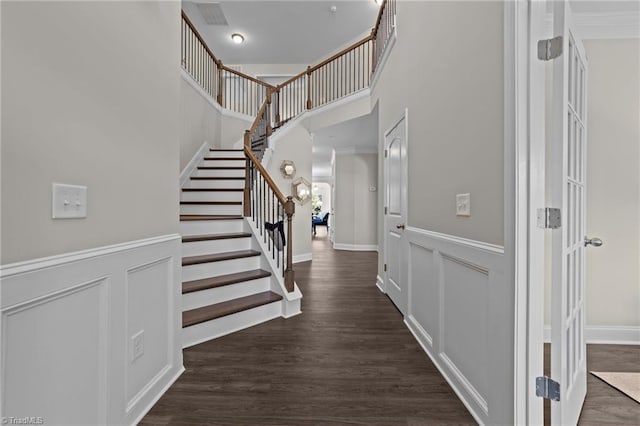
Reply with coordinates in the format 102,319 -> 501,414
181,0 -> 396,292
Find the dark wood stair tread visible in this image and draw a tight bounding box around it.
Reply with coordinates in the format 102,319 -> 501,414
182,250 -> 260,266
197,166 -> 244,170
180,201 -> 242,205
190,176 -> 245,180
182,232 -> 251,243
183,188 -> 243,192
180,215 -> 243,221
182,269 -> 271,294
183,291 -> 282,327
203,157 -> 245,161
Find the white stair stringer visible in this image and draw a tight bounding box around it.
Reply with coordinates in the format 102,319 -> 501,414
245,218 -> 302,319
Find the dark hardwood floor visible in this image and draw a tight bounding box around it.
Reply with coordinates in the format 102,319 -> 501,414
144,230 -> 639,425
544,343 -> 640,425
142,233 -> 475,425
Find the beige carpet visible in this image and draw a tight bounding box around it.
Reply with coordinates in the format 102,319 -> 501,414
591,371 -> 640,403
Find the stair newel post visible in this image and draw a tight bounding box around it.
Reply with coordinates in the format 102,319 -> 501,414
274,89 -> 281,126
243,130 -> 251,217
216,60 -> 223,106
284,196 -> 295,292
370,29 -> 377,73
266,90 -> 273,137
306,66 -> 312,110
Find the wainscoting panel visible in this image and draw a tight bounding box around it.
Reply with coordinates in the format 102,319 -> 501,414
2,278 -> 108,425
0,235 -> 183,426
404,228 -> 510,426
408,245 -> 437,348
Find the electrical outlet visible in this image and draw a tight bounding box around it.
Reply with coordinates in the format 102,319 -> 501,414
456,193 -> 471,217
131,330 -> 144,362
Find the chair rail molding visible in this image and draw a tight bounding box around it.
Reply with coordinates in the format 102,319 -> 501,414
0,234 -> 183,425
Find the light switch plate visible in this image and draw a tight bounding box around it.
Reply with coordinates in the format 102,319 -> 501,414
456,193 -> 471,217
52,183 -> 87,219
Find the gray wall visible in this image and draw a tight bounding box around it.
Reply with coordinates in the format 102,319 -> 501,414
266,125 -> 313,259
180,75 -> 221,169
334,152 -> 378,247
1,1 -> 181,264
372,1 -> 505,276
583,39 -> 640,328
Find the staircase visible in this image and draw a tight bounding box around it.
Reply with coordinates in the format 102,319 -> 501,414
180,148 -> 289,348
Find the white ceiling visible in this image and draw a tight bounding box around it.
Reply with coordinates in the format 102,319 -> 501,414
182,0 -> 380,65
312,110 -> 378,177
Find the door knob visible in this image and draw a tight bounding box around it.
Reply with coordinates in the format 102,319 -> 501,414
396,224 -> 405,230
584,237 -> 603,247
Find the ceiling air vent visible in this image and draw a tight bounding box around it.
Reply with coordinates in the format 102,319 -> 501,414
196,2 -> 228,26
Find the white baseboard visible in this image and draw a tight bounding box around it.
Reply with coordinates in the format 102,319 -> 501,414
543,325 -> 640,345
293,253 -> 312,263
130,366 -> 184,426
376,275 -> 386,293
333,243 -> 378,252
180,141 -> 209,189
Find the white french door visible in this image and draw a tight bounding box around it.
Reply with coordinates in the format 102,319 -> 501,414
550,1 -> 589,424
383,112 -> 407,315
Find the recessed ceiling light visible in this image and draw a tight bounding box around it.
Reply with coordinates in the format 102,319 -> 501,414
231,33 -> 245,44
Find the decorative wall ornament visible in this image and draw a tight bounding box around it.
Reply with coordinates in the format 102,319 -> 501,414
280,160 -> 296,178
291,177 -> 311,204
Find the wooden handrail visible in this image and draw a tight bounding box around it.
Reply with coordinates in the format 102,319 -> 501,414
181,11 -> 221,65
308,35 -> 373,73
243,143 -> 287,206
248,94 -> 272,135
220,64 -> 276,90
276,70 -> 307,90
371,0 -> 388,38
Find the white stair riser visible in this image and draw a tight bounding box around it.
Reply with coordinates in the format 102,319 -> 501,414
182,256 -> 261,282
181,237 -> 252,257
207,151 -> 245,158
181,191 -> 243,202
182,277 -> 271,311
187,180 -> 245,189
201,159 -> 246,168
195,169 -> 245,178
182,301 -> 282,348
180,219 -> 244,235
180,204 -> 243,216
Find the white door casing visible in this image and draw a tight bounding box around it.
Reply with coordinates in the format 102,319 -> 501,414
550,1 -> 588,424
383,110 -> 408,315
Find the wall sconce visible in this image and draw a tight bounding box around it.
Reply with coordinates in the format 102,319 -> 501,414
292,177 -> 311,204
280,160 -> 296,179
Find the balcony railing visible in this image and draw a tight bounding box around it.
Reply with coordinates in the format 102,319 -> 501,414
180,0 -> 396,293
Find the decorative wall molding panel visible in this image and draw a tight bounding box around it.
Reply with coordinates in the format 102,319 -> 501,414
0,235 -> 183,426
404,227 -> 509,426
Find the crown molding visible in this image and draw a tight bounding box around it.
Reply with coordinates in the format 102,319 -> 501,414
544,11 -> 640,39
576,12 -> 640,39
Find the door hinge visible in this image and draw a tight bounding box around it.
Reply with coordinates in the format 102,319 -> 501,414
536,376 -> 560,401
538,36 -> 563,61
384,263 -> 387,272
537,207 -> 561,229
384,149 -> 388,158
384,206 -> 388,215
